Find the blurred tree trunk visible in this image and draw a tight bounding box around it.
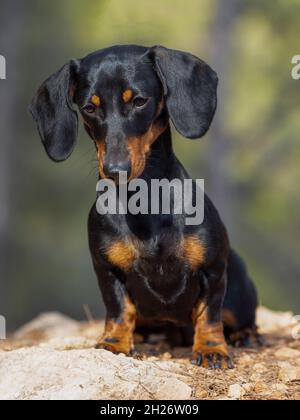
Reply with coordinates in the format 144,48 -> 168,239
207,0 -> 241,242
0,0 -> 27,313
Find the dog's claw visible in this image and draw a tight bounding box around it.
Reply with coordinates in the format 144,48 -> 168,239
215,353 -> 222,369
192,351 -> 234,370
226,356 -> 234,370
129,348 -> 140,358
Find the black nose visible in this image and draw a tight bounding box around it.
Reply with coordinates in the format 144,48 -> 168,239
103,161 -> 131,183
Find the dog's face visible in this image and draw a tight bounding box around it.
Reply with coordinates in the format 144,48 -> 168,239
75,46 -> 168,181
30,45 -> 218,182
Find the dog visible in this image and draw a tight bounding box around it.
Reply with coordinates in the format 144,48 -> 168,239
30,45 -> 259,369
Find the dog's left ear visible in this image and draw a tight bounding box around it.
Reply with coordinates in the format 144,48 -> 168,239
29,60 -> 80,162
149,46 -> 218,139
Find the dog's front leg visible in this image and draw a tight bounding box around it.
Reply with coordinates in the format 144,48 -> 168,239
192,266 -> 234,369
93,264 -> 136,355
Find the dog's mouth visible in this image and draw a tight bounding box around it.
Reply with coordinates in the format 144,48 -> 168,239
105,172 -> 131,185
96,140 -> 147,183
102,167 -> 145,184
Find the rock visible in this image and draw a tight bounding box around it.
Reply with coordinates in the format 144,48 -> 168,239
275,347 -> 300,361
154,378 -> 192,400
272,383 -> 288,393
240,355 -> 252,364
0,308 -> 299,400
253,382 -> 269,394
250,373 -> 262,382
197,390 -> 209,399
253,363 -> 268,373
242,383 -> 254,393
228,384 -> 245,400
256,307 -> 296,334
0,347 -> 192,400
278,362 -> 300,383
13,312 -> 81,341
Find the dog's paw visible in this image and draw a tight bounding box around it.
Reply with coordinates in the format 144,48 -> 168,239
192,350 -> 234,370
95,336 -> 134,356
229,327 -> 263,349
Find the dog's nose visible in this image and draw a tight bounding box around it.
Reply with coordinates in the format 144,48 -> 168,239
103,161 -> 131,183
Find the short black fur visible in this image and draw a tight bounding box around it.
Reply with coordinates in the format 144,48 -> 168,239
30,45 -> 259,369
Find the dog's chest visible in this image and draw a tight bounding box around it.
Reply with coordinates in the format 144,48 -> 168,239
127,246 -> 201,322
105,231 -> 181,271
105,229 -> 206,274
105,232 -> 205,321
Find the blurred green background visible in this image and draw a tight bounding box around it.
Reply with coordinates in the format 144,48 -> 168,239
1,0 -> 299,330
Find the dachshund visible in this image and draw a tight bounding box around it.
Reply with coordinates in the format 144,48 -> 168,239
30,45 -> 259,369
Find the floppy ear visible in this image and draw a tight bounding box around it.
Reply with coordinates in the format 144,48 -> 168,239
149,46 -> 218,139
29,60 -> 80,162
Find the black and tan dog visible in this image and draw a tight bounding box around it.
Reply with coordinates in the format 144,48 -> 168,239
30,45 -> 259,369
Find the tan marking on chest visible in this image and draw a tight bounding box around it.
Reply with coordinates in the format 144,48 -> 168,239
106,240 -> 138,272
182,236 -> 206,271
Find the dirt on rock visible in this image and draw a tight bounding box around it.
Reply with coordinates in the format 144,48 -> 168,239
0,308 -> 299,400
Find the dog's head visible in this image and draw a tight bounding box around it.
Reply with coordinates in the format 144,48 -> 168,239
30,45 -> 218,182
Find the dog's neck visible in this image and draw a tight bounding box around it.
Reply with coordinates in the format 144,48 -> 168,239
124,125 -> 179,238
142,124 -> 176,181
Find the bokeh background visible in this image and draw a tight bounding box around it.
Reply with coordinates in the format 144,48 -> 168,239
1,0 -> 299,330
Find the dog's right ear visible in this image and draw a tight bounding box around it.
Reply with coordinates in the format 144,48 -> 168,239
29,60 -> 80,162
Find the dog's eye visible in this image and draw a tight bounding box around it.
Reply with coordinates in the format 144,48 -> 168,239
83,105 -> 96,114
133,97 -> 149,108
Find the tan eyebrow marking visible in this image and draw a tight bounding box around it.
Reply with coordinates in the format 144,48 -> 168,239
122,89 -> 133,103
91,95 -> 101,107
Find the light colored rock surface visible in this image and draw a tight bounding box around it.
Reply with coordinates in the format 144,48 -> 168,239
275,347 -> 300,361
13,312 -> 80,341
0,307 -> 299,400
228,384 -> 245,400
0,347 -> 192,400
278,362 -> 300,383
256,307 -> 296,334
